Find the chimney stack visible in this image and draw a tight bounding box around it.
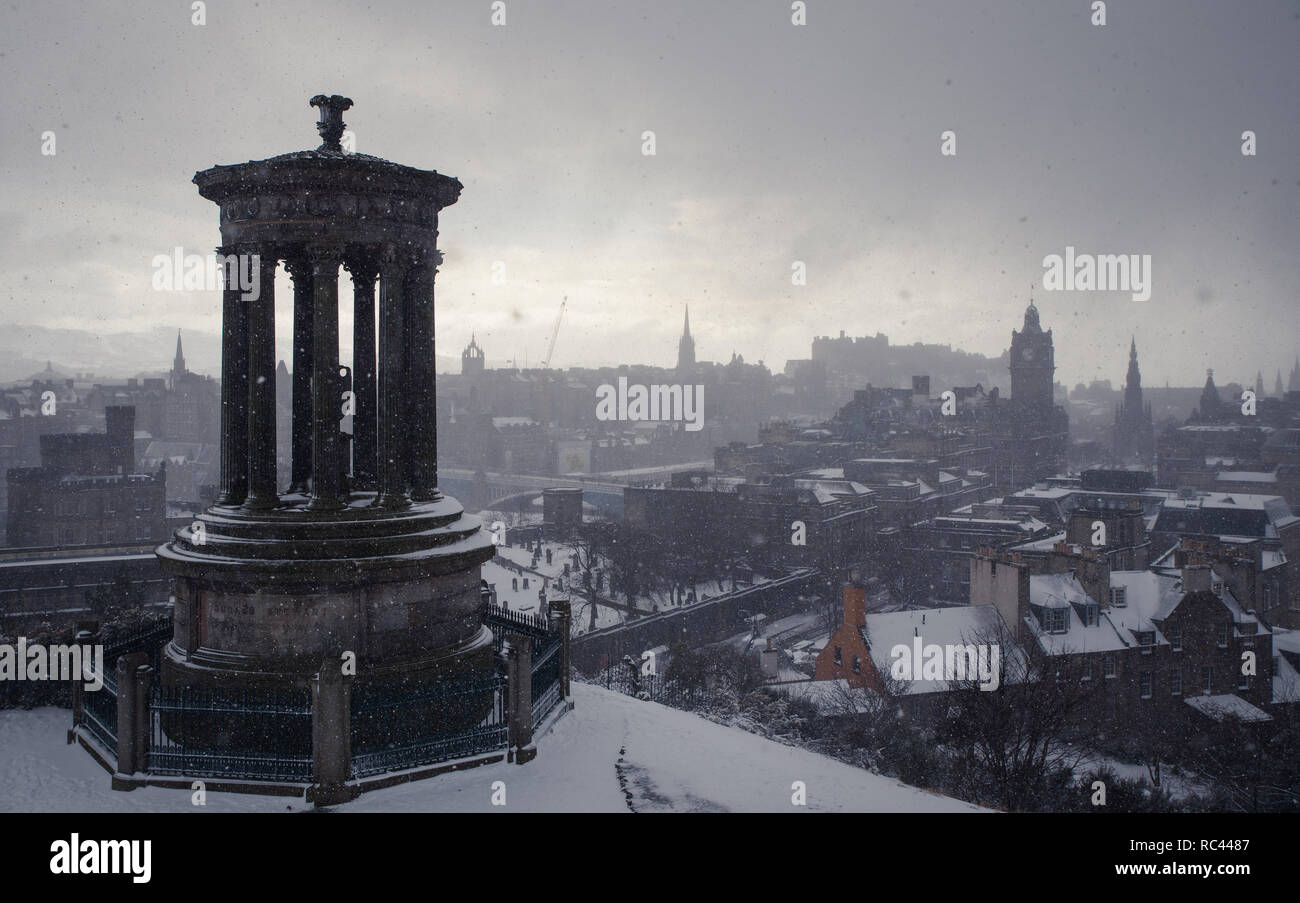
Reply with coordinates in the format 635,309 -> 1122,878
1183,563 -> 1213,595
842,583 -> 867,628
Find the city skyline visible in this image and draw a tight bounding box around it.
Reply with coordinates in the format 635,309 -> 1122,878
2,1 -> 1297,388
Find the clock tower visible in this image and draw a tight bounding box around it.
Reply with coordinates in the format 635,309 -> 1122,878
1009,300 -> 1055,408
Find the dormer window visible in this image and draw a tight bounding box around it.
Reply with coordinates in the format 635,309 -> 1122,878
1109,586 -> 1127,607
1044,607 -> 1069,634
1138,630 -> 1155,654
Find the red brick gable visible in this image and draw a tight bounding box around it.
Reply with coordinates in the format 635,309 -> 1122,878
814,622 -> 884,690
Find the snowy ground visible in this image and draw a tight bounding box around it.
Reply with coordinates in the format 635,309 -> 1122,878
0,684 -> 983,813
483,538 -> 771,636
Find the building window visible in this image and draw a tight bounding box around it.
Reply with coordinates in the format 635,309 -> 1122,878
851,656 -> 861,674
1201,666 -> 1212,695
1238,671 -> 1250,691
1103,656 -> 1116,679
135,522 -> 152,541
833,646 -> 842,666
1110,586 -> 1127,607
1139,670 -> 1152,699
1169,625 -> 1182,652
104,497 -> 116,515
1045,607 -> 1069,634
1081,658 -> 1093,681
1216,623 -> 1229,649
1170,670 -> 1182,695
135,498 -> 151,512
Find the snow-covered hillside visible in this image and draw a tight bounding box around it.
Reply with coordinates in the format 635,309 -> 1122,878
0,684 -> 983,813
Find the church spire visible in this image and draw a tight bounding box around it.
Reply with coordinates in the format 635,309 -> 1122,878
1125,337 -> 1142,393
677,304 -> 696,371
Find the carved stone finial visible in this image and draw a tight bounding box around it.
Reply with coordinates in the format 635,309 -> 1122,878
309,94 -> 354,152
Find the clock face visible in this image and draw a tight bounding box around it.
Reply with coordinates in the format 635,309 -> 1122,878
1022,346 -> 1036,362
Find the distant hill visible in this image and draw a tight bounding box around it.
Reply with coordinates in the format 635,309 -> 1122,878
0,323 -> 464,383
0,324 -> 217,383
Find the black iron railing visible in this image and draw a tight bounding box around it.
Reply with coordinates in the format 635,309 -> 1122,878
148,684 -> 313,782
587,667 -> 705,710
350,675 -> 508,778
81,667 -> 118,752
75,610 -> 569,785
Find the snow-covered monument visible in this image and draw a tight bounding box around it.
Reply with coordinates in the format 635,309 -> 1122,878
158,94 -> 497,701
70,97 -> 570,804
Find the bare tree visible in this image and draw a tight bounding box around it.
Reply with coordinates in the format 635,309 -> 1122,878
937,623 -> 1101,811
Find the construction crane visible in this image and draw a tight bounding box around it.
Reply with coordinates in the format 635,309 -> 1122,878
541,297 -> 566,369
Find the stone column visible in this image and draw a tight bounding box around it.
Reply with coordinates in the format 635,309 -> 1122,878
285,255 -> 315,495
308,244 -> 345,511
504,634 -> 536,764
133,663 -> 152,775
346,255 -> 379,490
114,652 -> 148,777
244,248 -> 280,510
309,663 -> 355,806
375,244 -> 409,509
405,248 -> 440,500
217,246 -> 249,505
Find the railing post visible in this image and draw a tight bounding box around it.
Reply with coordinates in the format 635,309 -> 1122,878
309,661 -> 357,806
549,599 -> 573,709
504,634 -> 535,764
113,652 -> 148,784
68,625 -> 96,744
134,664 -> 152,774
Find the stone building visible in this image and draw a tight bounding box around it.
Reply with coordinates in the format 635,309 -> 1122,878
5,405 -> 166,549
971,551 -> 1282,730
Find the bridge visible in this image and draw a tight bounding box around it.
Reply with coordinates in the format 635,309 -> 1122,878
438,461 -> 714,520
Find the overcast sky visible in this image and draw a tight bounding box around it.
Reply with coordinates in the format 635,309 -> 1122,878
2,0 -> 1297,388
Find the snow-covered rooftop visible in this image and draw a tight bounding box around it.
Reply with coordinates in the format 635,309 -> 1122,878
1183,694 -> 1271,724
1026,570 -> 1257,656
863,605 -> 1022,695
